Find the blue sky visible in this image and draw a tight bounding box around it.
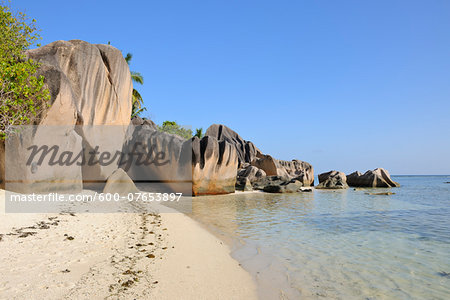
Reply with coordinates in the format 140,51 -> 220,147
13,0 -> 450,174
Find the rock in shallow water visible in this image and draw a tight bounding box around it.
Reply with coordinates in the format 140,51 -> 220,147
235,177 -> 253,191
347,168 -> 399,188
254,176 -> 303,193
316,170 -> 348,189
237,165 -> 266,183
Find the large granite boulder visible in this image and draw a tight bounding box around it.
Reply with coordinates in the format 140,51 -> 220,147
237,165 -> 266,183
191,136 -> 239,195
252,176 -> 303,193
131,116 -> 158,130
26,40 -> 132,186
251,155 -> 314,186
2,40 -> 132,194
316,170 -> 348,189
103,168 -> 139,195
347,168 -> 399,188
251,154 -> 288,177
121,125 -> 191,194
122,126 -> 238,196
205,124 -> 261,167
3,125 -> 83,193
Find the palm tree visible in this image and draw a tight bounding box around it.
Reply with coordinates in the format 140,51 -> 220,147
194,128 -> 204,138
124,53 -> 146,118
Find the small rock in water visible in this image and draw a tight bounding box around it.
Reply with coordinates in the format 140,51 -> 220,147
437,271 -> 450,277
366,192 -> 395,195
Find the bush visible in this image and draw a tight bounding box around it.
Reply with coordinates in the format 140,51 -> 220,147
0,4 -> 50,140
158,121 -> 193,140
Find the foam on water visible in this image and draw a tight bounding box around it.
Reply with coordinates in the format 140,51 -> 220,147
188,176 -> 450,299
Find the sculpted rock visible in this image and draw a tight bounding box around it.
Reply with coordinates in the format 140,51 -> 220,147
235,177 -> 252,192
122,126 -> 238,196
347,168 -> 399,188
237,165 -> 266,183
131,116 -> 157,130
192,136 -> 238,195
122,126 -> 191,194
316,170 -> 348,189
251,155 -> 314,186
103,168 -> 139,195
205,124 -> 262,167
253,175 -> 303,193
26,40 -> 132,186
279,159 -> 314,186
260,177 -> 303,193
251,155 -> 287,177
4,126 -> 83,193
205,124 -> 314,188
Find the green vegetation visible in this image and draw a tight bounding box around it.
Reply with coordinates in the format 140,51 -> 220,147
124,52 -> 146,118
194,128 -> 204,138
158,121 -> 193,140
0,3 -> 50,140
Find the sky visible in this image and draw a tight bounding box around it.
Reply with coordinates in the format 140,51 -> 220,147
12,0 -> 450,175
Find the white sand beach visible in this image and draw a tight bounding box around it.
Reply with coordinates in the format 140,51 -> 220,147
0,189 -> 257,299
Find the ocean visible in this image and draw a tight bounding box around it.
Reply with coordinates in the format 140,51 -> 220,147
188,176 -> 450,299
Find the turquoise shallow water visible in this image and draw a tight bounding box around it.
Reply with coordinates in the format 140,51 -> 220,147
188,176 -> 450,299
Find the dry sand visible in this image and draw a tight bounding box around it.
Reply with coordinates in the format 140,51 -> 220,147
0,189 -> 257,299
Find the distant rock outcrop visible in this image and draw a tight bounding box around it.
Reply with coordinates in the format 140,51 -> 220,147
251,155 -> 314,186
346,168 -> 399,188
316,171 -> 348,189
205,124 -> 261,167
206,124 -> 314,189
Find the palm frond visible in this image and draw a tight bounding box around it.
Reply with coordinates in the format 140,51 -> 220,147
131,72 -> 144,85
125,53 -> 132,65
132,89 -> 143,104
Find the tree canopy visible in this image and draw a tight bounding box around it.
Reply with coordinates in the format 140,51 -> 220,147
0,4 -> 50,140
158,121 -> 193,140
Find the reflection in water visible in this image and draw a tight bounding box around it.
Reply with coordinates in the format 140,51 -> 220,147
188,176 -> 450,300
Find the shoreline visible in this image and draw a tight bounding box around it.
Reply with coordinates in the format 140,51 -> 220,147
0,189 -> 257,299
186,191 -> 304,299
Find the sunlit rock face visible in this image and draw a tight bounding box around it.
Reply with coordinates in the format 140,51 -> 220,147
25,40 -> 132,188
191,136 -> 239,196
205,124 -> 261,167
347,168 -> 400,188
251,155 -> 314,186
1,40 -> 133,193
